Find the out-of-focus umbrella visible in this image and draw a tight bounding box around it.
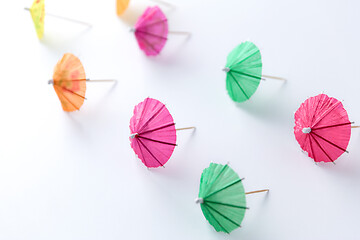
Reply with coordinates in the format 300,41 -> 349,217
49,53 -> 115,112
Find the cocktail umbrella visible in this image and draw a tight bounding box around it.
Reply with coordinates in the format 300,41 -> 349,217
129,97 -> 195,168
26,0 -> 45,39
131,6 -> 190,56
49,53 -> 115,112
195,163 -> 268,233
294,93 -> 358,163
25,0 -> 91,39
116,0 -> 131,16
116,0 -> 172,16
223,41 -> 285,102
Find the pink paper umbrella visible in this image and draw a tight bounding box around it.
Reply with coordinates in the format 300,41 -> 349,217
132,6 -> 189,56
129,98 -> 195,168
294,93 -> 358,163
133,6 -> 168,56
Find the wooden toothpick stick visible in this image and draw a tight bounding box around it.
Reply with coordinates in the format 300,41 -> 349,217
168,31 -> 191,36
176,127 -> 196,131
262,74 -> 286,81
87,79 -> 117,82
245,189 -> 269,195
24,8 -> 92,27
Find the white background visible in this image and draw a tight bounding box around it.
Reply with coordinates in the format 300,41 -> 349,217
1,0 -> 360,239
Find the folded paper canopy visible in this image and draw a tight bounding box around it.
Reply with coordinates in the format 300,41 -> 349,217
28,0 -> 45,39
196,163 -> 247,233
49,54 -> 115,111
133,6 -> 168,56
26,0 -> 91,39
116,0 -> 130,16
129,98 -> 176,168
224,41 -> 262,102
294,94 -> 351,163
51,53 -> 87,112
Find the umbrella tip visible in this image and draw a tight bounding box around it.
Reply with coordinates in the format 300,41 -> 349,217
130,28 -> 135,32
222,67 -> 230,72
195,198 -> 204,204
48,80 -> 53,85
302,127 -> 311,134
130,133 -> 138,139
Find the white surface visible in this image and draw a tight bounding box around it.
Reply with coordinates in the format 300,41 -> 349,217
1,0 -> 360,239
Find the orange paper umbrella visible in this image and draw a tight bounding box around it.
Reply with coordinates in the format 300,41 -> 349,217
116,0 -> 173,16
116,0 -> 130,16
49,53 -> 115,112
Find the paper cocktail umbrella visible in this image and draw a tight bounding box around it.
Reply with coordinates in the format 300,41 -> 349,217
131,6 -> 189,56
25,0 -> 91,39
294,93 -> 358,163
116,0 -> 172,16
49,53 -> 115,112
129,98 -> 194,168
196,163 -> 268,233
116,0 -> 131,16
25,0 -> 45,39
223,41 -> 285,102
132,6 -> 168,56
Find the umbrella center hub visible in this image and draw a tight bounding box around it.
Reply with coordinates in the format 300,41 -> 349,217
130,133 -> 139,139
222,67 -> 230,72
195,198 -> 204,204
302,127 -> 311,134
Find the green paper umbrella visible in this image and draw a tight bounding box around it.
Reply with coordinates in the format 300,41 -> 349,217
223,41 -> 263,102
196,163 -> 268,233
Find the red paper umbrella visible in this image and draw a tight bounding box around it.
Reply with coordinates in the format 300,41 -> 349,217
294,94 -> 357,163
129,98 -> 194,168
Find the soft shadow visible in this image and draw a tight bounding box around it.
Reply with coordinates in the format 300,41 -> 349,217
40,26 -> 92,51
235,81 -> 288,125
142,128 -> 197,179
319,152 -> 360,180
62,111 -> 85,135
91,80 -> 118,109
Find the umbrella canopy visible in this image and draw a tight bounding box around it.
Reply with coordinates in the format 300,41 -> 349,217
294,93 -> 351,163
50,53 -> 87,112
224,41 -> 262,102
28,0 -> 45,39
116,0 -> 130,16
196,163 -> 247,233
129,98 -> 177,168
133,6 -> 168,56
25,0 -> 91,39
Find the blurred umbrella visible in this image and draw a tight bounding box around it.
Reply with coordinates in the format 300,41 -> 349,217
116,0 -> 173,16
131,6 -> 190,56
25,0 -> 91,39
116,0 -> 131,16
49,53 -> 115,112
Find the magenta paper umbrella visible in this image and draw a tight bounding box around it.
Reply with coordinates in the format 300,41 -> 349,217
129,98 -> 195,168
131,6 -> 189,56
294,93 -> 358,163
